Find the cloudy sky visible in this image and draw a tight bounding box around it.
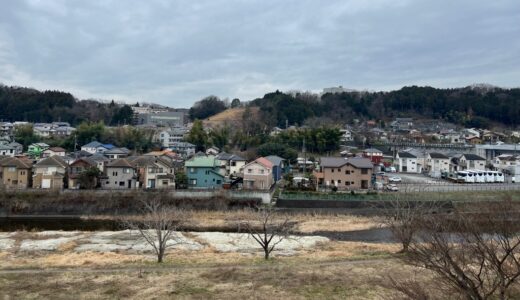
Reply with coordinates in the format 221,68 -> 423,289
0,0 -> 519,107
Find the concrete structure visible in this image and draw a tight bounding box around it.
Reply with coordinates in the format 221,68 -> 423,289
168,142 -> 196,158
314,157 -> 373,190
0,157 -> 32,189
32,156 -> 68,189
101,158 -> 139,189
242,157 -> 274,190
476,144 -> 520,161
185,156 -> 225,189
156,126 -> 189,147
137,111 -> 185,127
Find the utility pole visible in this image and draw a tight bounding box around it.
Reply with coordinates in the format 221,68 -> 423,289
302,136 -> 307,174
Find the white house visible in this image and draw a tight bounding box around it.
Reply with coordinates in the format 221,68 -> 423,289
426,152 -> 450,178
458,154 -> 486,171
42,147 -> 67,158
396,151 -> 420,173
216,152 -> 247,177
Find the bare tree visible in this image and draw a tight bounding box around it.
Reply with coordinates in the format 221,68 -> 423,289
120,198 -> 187,263
240,206 -> 295,260
393,198 -> 520,300
382,193 -> 442,252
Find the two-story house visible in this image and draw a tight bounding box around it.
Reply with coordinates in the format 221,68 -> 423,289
456,154 -> 486,171
68,157 -> 98,189
0,157 -> 32,189
32,155 -> 68,189
42,147 -> 66,158
216,152 -> 247,177
104,147 -> 130,159
314,157 -> 373,190
185,156 -> 225,189
0,144 -> 16,157
242,157 -> 274,190
396,151 -> 420,173
128,156 -> 175,189
101,158 -> 138,189
426,152 -> 450,178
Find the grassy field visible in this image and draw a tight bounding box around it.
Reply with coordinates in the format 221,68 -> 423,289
0,242 -> 422,300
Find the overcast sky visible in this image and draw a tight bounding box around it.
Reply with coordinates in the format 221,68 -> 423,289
0,0 -> 519,107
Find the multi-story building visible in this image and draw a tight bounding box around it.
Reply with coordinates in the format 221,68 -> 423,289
101,158 -> 139,189
185,156 -> 225,189
32,156 -> 68,189
314,157 -> 373,190
242,157 -> 274,190
0,157 -> 32,189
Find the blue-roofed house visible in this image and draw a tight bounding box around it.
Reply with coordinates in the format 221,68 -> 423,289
265,155 -> 288,182
185,156 -> 225,189
81,141 -> 116,154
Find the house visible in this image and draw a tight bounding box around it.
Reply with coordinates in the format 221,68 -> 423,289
8,142 -> 23,155
314,157 -> 373,190
0,157 -> 32,189
81,141 -> 114,154
215,152 -> 247,177
426,152 -> 450,178
104,147 -> 130,159
362,148 -> 384,164
457,154 -> 486,171
396,151 -> 420,173
264,155 -> 287,182
168,142 -> 196,158
390,118 -> 413,132
28,143 -> 49,158
128,156 -> 175,189
206,146 -> 220,156
185,156 -> 225,189
101,158 -> 139,189
88,153 -> 111,172
242,157 -> 274,190
0,144 -> 16,157
43,147 -> 66,158
32,155 -> 68,189
68,157 -> 98,189
465,136 -> 482,145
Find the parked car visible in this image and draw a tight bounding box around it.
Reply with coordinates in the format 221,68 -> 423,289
388,176 -> 402,183
386,184 -> 399,191
386,166 -> 397,173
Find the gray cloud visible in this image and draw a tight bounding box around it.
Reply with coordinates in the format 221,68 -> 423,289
0,0 -> 519,107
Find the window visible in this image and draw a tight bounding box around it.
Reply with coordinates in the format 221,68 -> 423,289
162,180 -> 169,185
248,169 -> 252,173
345,170 -> 350,175
205,170 -> 210,175
189,179 -> 197,185
331,180 -> 335,184
338,168 -> 341,172
231,162 -> 236,166
112,171 -> 118,176
119,181 -> 125,186
216,180 -> 221,184
345,182 -> 350,186
190,168 -> 195,173
331,169 -> 334,173
361,169 -> 368,175
260,169 -> 265,174
338,180 -> 342,184
124,168 -> 131,174
8,167 -> 15,172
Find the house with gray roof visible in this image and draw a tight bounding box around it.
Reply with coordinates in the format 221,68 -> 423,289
101,158 -> 138,189
216,152 -> 247,177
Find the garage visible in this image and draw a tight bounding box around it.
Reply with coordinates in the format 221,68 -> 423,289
42,179 -> 51,189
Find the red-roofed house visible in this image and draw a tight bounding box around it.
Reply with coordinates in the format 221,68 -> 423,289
242,157 -> 274,190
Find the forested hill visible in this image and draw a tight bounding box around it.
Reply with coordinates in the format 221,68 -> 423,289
0,85 -> 134,126
251,86 -> 520,128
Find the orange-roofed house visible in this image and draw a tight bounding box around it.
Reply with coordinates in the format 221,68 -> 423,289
242,157 -> 274,190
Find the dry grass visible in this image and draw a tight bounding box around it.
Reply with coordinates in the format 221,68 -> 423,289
182,210 -> 383,233
203,107 -> 260,129
39,251 -> 148,267
0,258 -> 432,299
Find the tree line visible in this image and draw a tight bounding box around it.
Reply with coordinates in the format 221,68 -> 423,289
250,86 -> 520,127
0,85 -> 134,126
